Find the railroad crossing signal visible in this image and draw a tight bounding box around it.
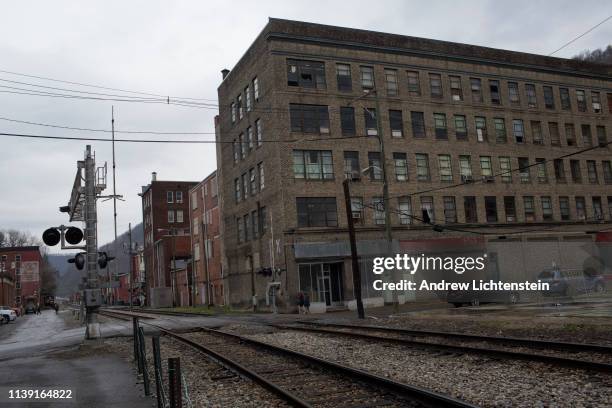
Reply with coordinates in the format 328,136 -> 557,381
68,253 -> 86,270
42,225 -> 84,247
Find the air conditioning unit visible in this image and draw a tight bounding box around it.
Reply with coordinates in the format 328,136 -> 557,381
483,176 -> 495,183
345,171 -> 361,181
352,212 -> 362,221
461,175 -> 473,183
367,128 -> 378,136
593,103 -> 601,112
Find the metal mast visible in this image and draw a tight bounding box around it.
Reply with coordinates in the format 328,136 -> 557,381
84,145 -> 101,338
111,106 -> 118,304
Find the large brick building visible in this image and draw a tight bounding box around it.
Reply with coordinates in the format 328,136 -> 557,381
217,19 -> 612,311
140,173 -> 197,307
189,170 -> 225,306
0,246 -> 43,308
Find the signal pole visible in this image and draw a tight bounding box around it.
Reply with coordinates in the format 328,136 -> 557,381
128,222 -> 134,311
110,106 -> 118,305
84,145 -> 101,339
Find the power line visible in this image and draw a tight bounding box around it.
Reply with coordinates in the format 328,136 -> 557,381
0,68 -> 217,102
549,15 -> 612,56
0,116 -> 216,135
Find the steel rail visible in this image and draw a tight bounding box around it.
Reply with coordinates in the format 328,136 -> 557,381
275,323 -> 612,373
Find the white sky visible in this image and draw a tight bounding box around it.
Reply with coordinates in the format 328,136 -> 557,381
0,0 -> 610,253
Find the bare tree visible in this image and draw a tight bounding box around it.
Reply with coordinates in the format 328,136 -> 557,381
574,45 -> 612,65
0,229 -> 43,247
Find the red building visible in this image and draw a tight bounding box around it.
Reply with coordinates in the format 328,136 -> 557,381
116,249 -> 147,305
189,170 -> 225,306
140,172 -> 197,307
0,246 -> 43,309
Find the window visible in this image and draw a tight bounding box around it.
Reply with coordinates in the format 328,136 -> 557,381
252,210 -> 259,239
260,206 -> 268,234
480,156 -> 493,177
416,153 -> 430,181
389,110 -> 404,137
443,196 -> 457,223
494,118 -> 507,143
410,111 -> 426,138
593,197 -> 603,220
576,197 -> 586,220
255,119 -> 263,146
237,217 -> 244,243
499,157 -> 512,183
258,162 -> 265,190
364,108 -> 378,136
525,84 -> 537,108
394,153 -> 408,181
531,121 -> 543,144
485,196 -> 498,222
512,119 -> 525,143
296,197 -> 337,227
293,150 -> 334,180
608,196 -> 612,219
249,168 -> 257,194
344,151 -> 360,180
504,196 -> 517,222
237,94 -> 243,120
587,160 -> 598,184
385,69 -> 399,96
508,82 -> 520,105
570,160 -> 582,183
176,191 -> 183,203
372,197 -> 385,225
230,102 -> 236,123
234,179 -> 241,203
368,152 -> 382,180
290,104 -> 330,134
518,157 -> 530,183
433,113 -> 447,139
398,197 -> 412,225
554,159 -> 566,183
247,126 -> 254,150
287,59 -> 326,88
438,154 -> 453,182
560,88 -> 571,110
464,196 -> 478,223
360,66 -> 375,90
565,123 -> 576,146
596,126 -> 607,147
536,158 -> 548,183
576,90 -> 587,112
336,64 -> 352,92
603,161 -> 612,184
489,80 -> 501,104
475,117 -> 487,142
191,191 -> 198,210
239,133 -> 246,158
549,122 -> 560,146
167,210 -> 175,223
340,107 -> 355,136
420,196 -> 434,223
470,78 -> 482,102
454,115 -> 467,140
459,155 -> 472,179
167,191 -> 174,203
245,85 -> 252,112
524,196 -> 535,221
351,197 -> 364,223
450,76 -> 462,101
242,173 -> 248,198
176,210 -> 184,223
429,73 -> 442,98
581,124 -> 592,147
559,197 -> 570,221
253,77 -> 260,101
541,196 -> 553,221
407,71 -> 421,96
543,86 -> 554,109
244,214 -> 251,241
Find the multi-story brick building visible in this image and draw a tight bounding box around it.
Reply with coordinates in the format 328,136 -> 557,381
140,173 -> 197,307
217,19 -> 612,311
0,246 -> 43,309
189,170 -> 225,306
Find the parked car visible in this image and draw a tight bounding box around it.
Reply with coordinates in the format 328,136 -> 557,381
447,289 -> 519,307
0,306 -> 17,323
538,268 -> 606,296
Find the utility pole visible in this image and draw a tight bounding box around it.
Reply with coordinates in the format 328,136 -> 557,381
172,228 -> 177,307
343,179 -> 365,319
128,222 -> 133,311
372,90 -> 399,312
110,106 -> 118,305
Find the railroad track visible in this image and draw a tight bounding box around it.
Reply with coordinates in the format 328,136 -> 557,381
272,322 -> 612,373
99,309 -> 476,408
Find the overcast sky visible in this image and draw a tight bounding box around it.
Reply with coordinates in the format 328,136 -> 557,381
0,0 -> 610,253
